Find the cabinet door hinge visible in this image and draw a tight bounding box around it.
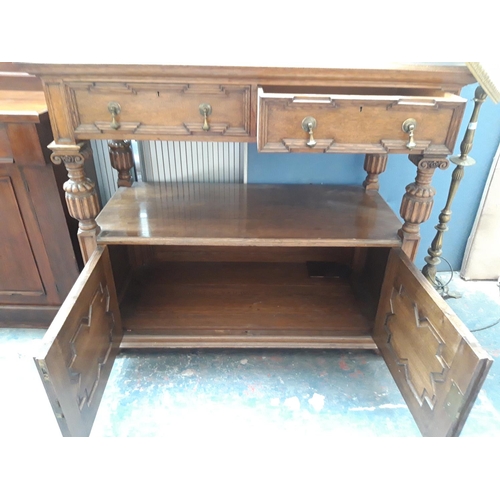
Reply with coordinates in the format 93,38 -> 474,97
54,399 -> 65,420
39,364 -> 50,382
38,362 -> 66,421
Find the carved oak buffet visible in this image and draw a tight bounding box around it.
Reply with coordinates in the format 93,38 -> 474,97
19,63 -> 493,437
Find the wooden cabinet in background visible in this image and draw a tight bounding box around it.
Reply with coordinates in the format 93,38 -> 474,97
0,73 -> 81,327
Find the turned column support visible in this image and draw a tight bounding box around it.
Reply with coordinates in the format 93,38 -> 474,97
422,85 -> 488,286
50,141 -> 101,263
363,154 -> 388,191
398,155 -> 449,261
108,139 -> 135,188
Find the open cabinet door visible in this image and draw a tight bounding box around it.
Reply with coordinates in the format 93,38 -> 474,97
34,246 -> 123,437
374,249 -> 493,437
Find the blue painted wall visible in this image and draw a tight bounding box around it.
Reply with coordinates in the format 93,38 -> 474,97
247,84 -> 500,273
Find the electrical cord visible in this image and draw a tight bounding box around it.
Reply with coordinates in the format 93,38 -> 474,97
428,257 -> 500,333
470,317 -> 500,333
470,277 -> 500,333
428,256 -> 455,292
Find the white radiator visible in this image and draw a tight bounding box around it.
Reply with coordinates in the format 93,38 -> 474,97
90,140 -> 247,206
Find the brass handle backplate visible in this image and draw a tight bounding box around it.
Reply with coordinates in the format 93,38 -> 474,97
302,116 -> 317,148
402,118 -> 417,149
199,103 -> 212,131
108,101 -> 121,130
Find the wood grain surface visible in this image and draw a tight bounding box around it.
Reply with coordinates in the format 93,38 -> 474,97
373,249 -> 493,436
96,183 -> 403,247
119,261 -> 376,349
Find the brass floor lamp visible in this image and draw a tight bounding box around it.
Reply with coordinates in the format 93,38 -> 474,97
422,63 -> 500,294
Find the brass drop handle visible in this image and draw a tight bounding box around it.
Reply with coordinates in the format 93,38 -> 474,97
302,116 -> 317,148
402,118 -> 417,149
108,102 -> 121,130
199,103 -> 212,132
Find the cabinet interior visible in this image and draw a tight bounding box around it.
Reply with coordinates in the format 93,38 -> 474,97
94,181 -> 401,349
108,244 -> 390,349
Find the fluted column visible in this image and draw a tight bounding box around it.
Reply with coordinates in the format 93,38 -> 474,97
398,155 -> 449,261
363,154 -> 388,191
50,142 -> 101,263
108,139 -> 135,188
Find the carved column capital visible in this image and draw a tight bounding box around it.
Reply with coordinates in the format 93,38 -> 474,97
50,142 -> 92,167
409,154 -> 450,171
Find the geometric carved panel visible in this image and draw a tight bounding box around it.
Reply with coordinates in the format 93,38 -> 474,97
68,283 -> 115,410
258,92 -> 466,154
374,249 -> 493,436
35,246 -> 123,436
71,82 -> 252,140
384,284 -> 449,410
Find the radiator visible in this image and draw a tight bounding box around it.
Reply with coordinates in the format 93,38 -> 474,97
90,140 -> 247,205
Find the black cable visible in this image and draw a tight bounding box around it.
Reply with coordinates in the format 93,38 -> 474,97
470,278 -> 500,332
471,317 -> 500,333
428,256 -> 455,291
428,257 -> 500,333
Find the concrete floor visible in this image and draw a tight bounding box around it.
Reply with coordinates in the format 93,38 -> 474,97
1,273 -> 499,438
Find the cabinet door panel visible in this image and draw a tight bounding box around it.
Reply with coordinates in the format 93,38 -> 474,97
0,174 -> 44,295
374,249 -> 493,437
34,246 -> 123,437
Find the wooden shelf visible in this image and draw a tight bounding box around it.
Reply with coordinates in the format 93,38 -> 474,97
96,182 -> 403,248
120,261 -> 377,349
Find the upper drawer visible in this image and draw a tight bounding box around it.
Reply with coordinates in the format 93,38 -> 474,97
257,88 -> 467,154
66,82 -> 252,141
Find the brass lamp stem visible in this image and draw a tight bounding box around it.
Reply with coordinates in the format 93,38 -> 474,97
422,85 -> 488,288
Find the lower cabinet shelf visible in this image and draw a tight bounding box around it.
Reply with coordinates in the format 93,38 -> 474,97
119,259 -> 377,349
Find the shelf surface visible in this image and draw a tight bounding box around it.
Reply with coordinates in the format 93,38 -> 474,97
120,262 -> 376,348
96,182 -> 403,247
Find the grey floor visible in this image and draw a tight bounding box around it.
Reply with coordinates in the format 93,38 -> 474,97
1,273 -> 499,438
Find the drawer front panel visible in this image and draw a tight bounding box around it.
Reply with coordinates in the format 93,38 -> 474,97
258,91 -> 466,154
68,82 -> 252,140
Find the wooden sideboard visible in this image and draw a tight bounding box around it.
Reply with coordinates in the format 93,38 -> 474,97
18,62 -> 493,437
0,71 -> 80,326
